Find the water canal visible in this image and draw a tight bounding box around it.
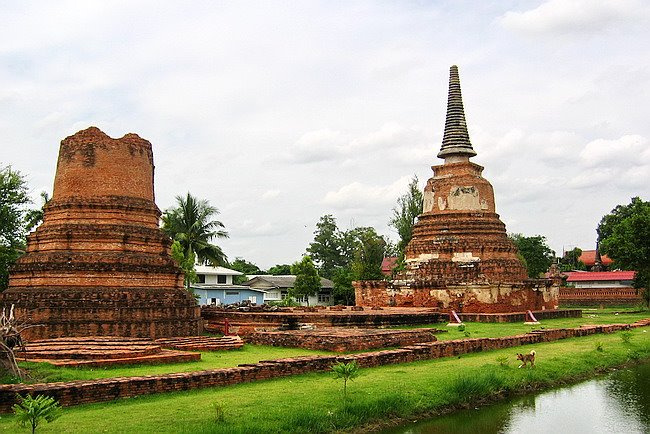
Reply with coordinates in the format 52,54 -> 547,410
379,362 -> 650,434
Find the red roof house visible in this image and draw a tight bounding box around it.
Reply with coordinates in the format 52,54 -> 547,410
565,271 -> 636,288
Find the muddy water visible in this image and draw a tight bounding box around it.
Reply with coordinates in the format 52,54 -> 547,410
379,362 -> 650,434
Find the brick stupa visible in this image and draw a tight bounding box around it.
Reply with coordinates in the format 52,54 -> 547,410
355,66 -> 559,312
2,127 -> 202,339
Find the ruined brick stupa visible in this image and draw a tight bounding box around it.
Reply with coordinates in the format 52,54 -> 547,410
2,127 -> 202,338
355,66 -> 558,312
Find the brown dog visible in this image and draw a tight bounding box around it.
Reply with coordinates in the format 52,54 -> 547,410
517,350 -> 536,368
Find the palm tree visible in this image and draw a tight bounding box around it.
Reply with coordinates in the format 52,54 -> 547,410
162,192 -> 229,266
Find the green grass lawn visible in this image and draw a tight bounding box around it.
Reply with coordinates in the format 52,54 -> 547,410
431,310 -> 650,341
8,309 -> 649,384
1,327 -> 648,433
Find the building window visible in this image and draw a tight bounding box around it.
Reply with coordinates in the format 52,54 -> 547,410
210,298 -> 219,305
318,293 -> 331,303
217,275 -> 227,284
225,291 -> 239,296
197,274 -> 206,283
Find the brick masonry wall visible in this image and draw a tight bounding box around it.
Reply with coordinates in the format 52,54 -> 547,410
246,328 -> 440,352
559,287 -> 643,306
354,280 -> 559,312
2,318 -> 647,413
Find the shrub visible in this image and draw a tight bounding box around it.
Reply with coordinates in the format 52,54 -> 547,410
13,394 -> 62,434
595,341 -> 604,352
332,361 -> 360,399
213,402 -> 225,423
496,355 -> 509,367
457,324 -> 466,332
620,331 -> 633,344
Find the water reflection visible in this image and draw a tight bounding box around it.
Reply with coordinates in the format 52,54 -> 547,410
380,363 -> 650,434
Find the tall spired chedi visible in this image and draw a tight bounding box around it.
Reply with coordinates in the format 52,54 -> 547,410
355,66 -> 559,312
2,127 -> 201,338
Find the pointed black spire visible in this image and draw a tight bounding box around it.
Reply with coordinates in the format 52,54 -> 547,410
437,65 -> 477,160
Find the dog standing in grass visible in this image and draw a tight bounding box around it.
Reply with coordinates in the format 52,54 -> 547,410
517,350 -> 536,368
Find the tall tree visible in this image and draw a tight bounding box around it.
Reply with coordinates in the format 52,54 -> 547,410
350,227 -> 387,280
291,255 -> 321,306
162,192 -> 229,266
170,240 -> 197,289
229,257 -> 262,284
24,191 -> 50,233
597,197 -> 650,307
509,234 -> 555,278
306,215 -> 345,279
267,264 -> 292,275
389,175 -> 423,257
0,165 -> 31,290
559,247 -> 586,272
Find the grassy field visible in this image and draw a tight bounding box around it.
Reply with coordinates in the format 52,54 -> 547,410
430,309 -> 650,341
6,309 -> 649,384
1,326 -> 648,433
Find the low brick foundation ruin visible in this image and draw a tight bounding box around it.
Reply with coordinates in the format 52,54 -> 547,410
246,328 -> 443,352
2,319 -> 647,413
17,337 -> 200,367
202,306 -> 581,334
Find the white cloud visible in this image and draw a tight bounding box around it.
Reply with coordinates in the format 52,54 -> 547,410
578,135 -> 649,168
261,190 -> 281,200
499,0 -> 645,36
322,176 -> 411,211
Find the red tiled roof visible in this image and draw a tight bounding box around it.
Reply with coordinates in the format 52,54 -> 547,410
578,250 -> 613,266
566,271 -> 636,282
381,257 -> 398,275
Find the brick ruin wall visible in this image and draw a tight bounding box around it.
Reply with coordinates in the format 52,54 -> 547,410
1,319 -> 647,413
245,328 -> 441,352
354,280 -> 559,313
201,307 -> 581,335
559,287 -> 644,306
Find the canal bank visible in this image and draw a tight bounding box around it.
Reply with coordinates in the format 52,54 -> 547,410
377,360 -> 650,434
355,331 -> 650,434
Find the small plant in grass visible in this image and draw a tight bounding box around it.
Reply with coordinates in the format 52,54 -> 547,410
463,331 -> 471,337
213,402 -> 225,423
332,361 -> 359,399
627,350 -> 641,361
496,355 -> 509,367
620,331 -> 633,343
457,324 -> 466,332
595,341 -> 604,352
13,394 -> 62,433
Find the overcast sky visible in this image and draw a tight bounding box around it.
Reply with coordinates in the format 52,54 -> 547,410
2,0 -> 649,269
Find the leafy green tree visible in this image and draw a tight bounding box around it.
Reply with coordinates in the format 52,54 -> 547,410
306,215 -> 346,279
509,234 -> 555,278
162,192 -> 229,266
597,197 -> 650,307
559,247 -> 586,272
389,175 -> 423,257
229,257 -> 262,284
331,266 -> 355,305
350,227 -> 387,280
331,361 -> 359,399
13,394 -> 62,434
24,191 -> 50,233
170,240 -> 197,289
0,165 -> 31,291
291,255 -> 321,306
267,264 -> 292,275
